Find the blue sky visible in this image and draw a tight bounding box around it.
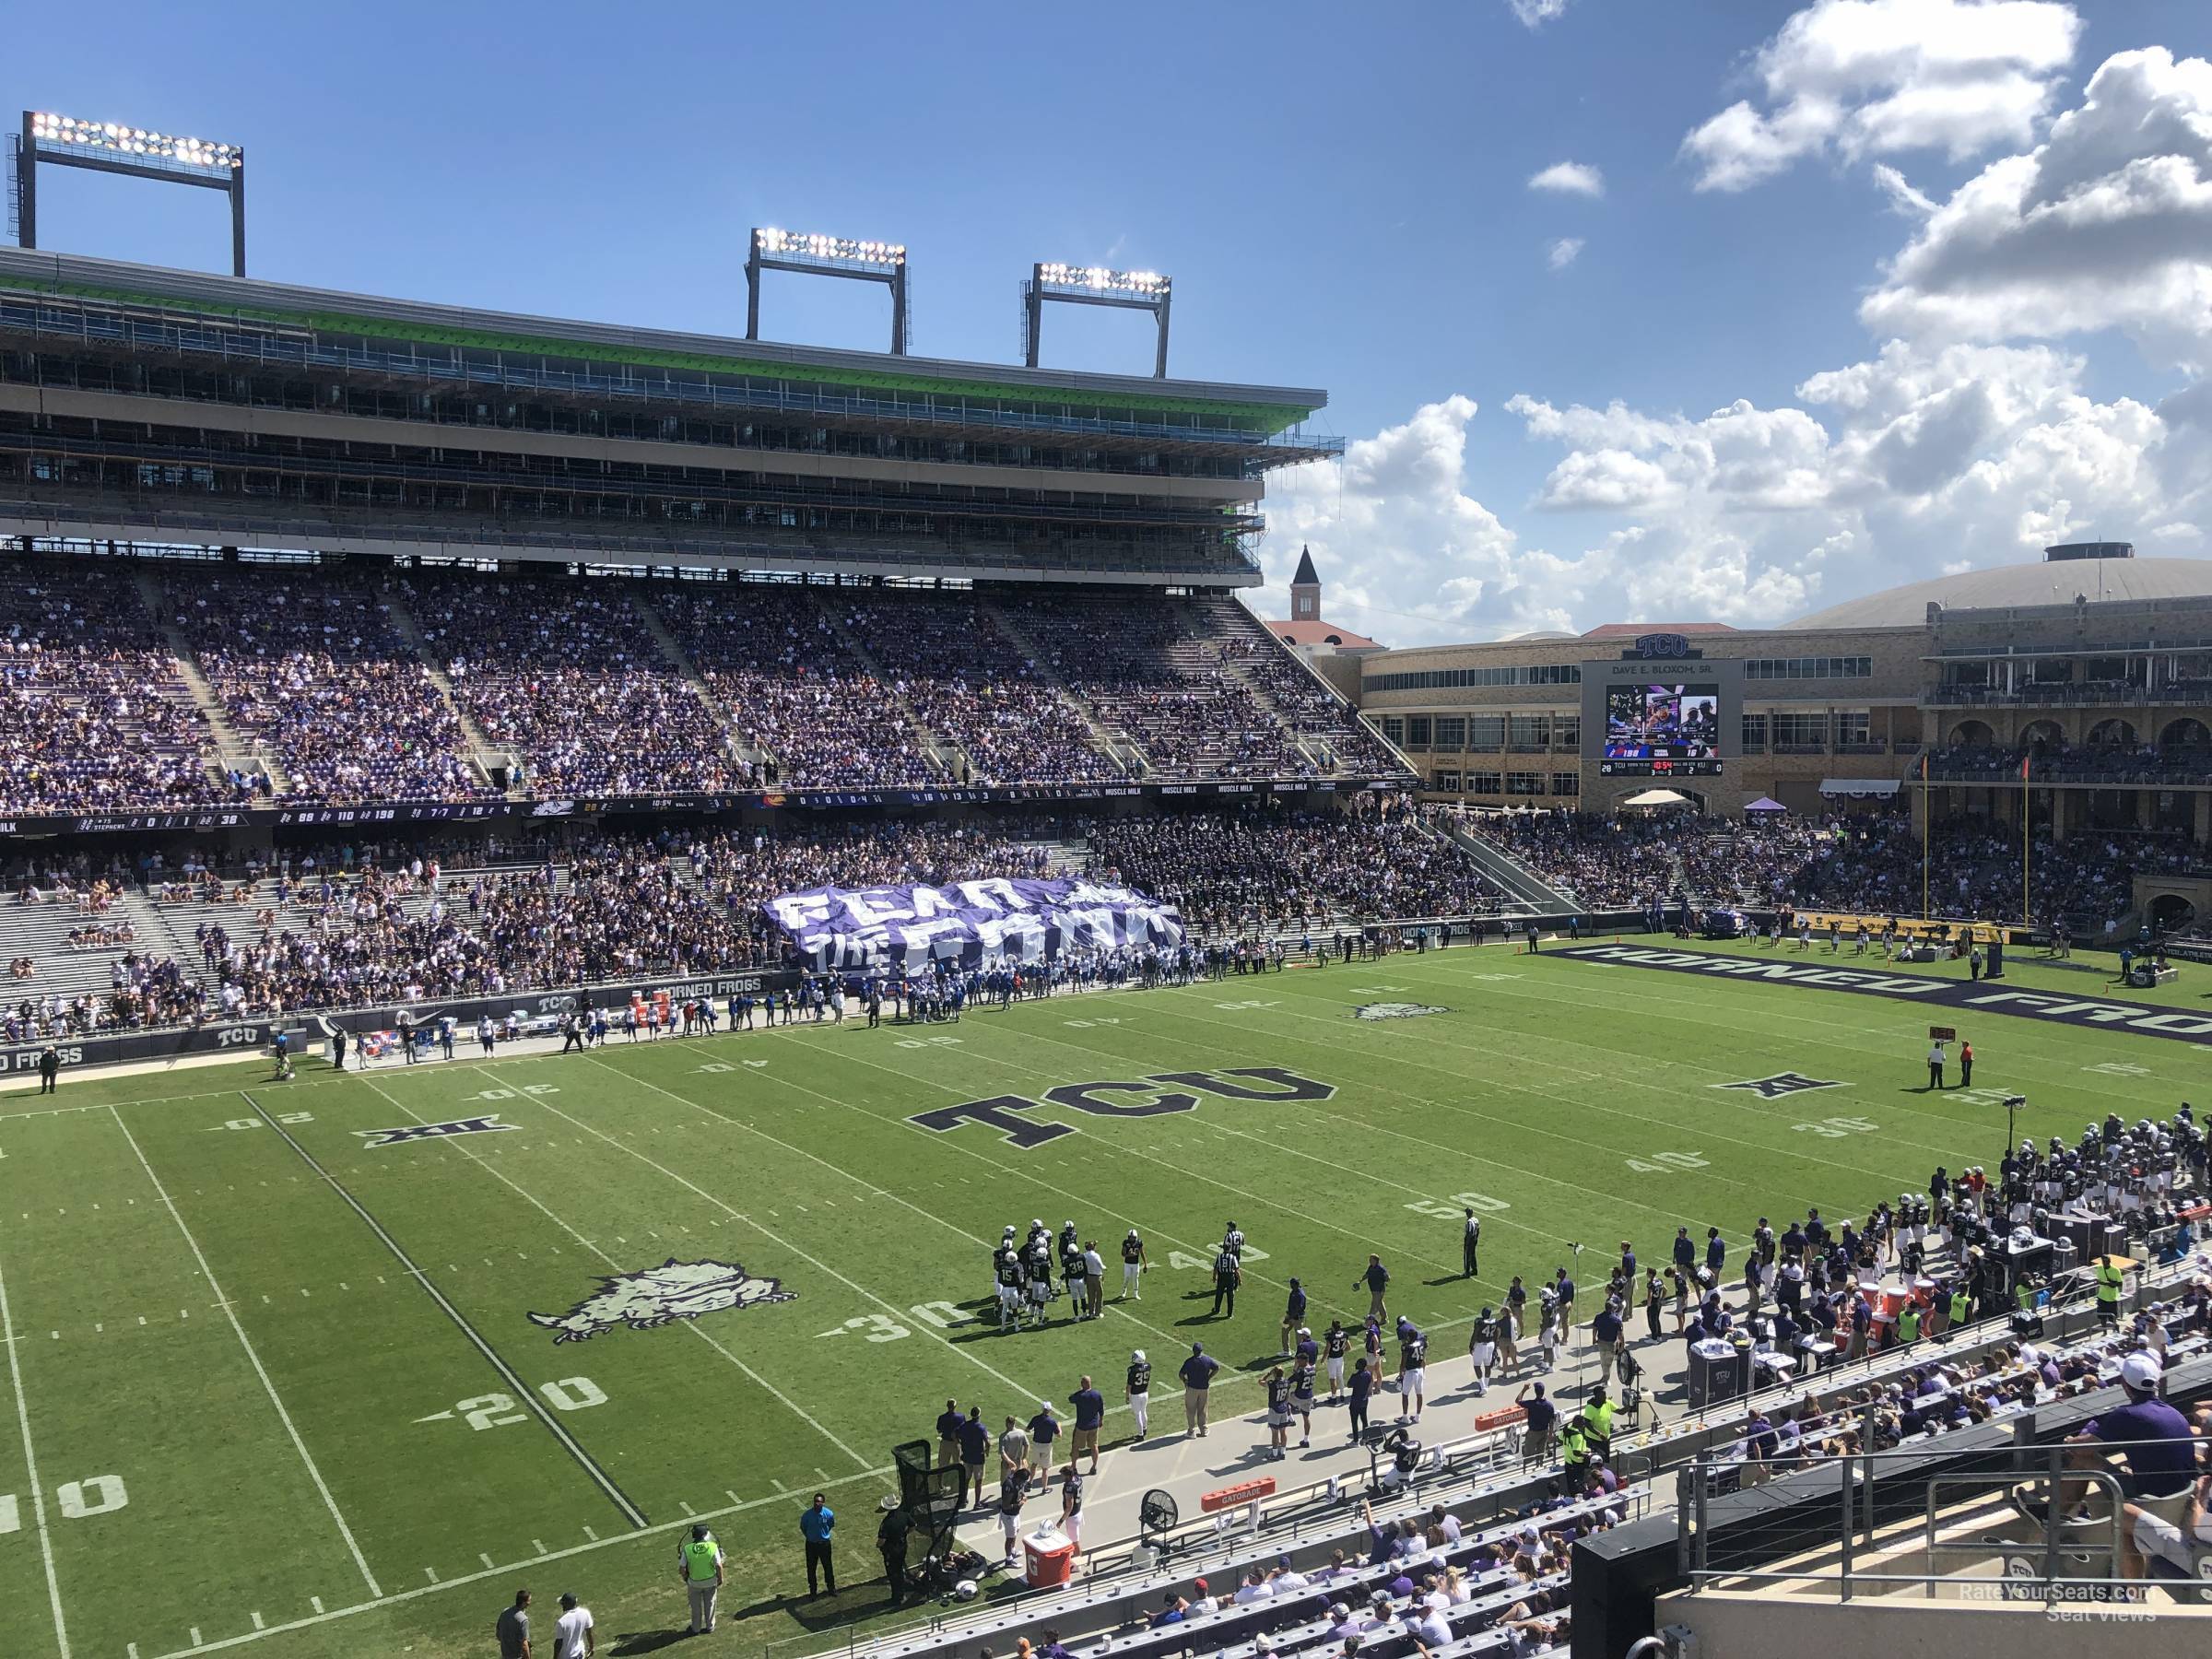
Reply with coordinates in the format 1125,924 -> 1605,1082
11,0 -> 2212,641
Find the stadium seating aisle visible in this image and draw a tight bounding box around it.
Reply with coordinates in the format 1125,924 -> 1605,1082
830,590 -> 1124,786
0,559 -> 225,812
406,571 -> 741,797
0,555 -> 1406,807
160,565 -> 489,804
653,582 -> 917,788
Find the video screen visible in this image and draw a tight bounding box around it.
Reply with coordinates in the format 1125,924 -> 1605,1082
1604,683 -> 1720,762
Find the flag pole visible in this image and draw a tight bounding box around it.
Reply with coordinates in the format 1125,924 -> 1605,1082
2021,755 -> 2030,929
1920,750 -> 1930,922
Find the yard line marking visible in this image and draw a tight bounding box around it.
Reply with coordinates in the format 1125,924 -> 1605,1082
560,1063 -> 1048,1407
755,1038 -> 1324,1342
582,1524 -> 597,1541
0,1250 -> 68,1658
189,1631 -> 201,1648
678,1500 -> 696,1516
110,1105 -> 383,1600
531,1540 -> 546,1555
240,1092 -> 649,1533
479,1553 -> 495,1569
724,1490 -> 741,1505
359,1072 -> 867,1473
424,1567 -> 438,1583
308,1600 -> 321,1615
409,1079 -> 880,1468
249,1614 -> 264,1631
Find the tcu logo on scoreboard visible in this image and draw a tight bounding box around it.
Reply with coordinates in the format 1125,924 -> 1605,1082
1633,632 -> 1691,659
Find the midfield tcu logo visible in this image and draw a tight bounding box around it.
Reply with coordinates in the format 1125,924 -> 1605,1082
527,1259 -> 795,1343
356,1114 -> 519,1148
1355,1004 -> 1450,1021
912,1066 -> 1335,1149
1714,1073 -> 1846,1100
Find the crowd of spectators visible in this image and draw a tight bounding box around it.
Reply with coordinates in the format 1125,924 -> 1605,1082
0,560 -> 222,814
657,584 -> 927,789
1467,811 -> 1679,912
164,566 -> 484,804
1001,593 -> 1324,780
5,819 -> 1061,1032
409,572 -> 739,797
1205,602 -> 1411,779
0,559 -> 1419,807
1929,742 -> 2212,785
832,592 -> 1124,786
1087,808 -> 1497,935
1471,806 -> 2205,935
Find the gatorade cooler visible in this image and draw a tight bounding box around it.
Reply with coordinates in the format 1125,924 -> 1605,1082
1023,1527 -> 1075,1588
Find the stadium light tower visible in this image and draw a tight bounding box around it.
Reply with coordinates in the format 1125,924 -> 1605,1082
745,228 -> 909,355
1022,264 -> 1173,379
11,112 -> 248,277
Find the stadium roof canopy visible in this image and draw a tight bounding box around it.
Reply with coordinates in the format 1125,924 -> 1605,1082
1788,556 -> 2212,629
0,247 -> 1327,433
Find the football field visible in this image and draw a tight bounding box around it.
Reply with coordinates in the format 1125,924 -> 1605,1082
0,936 -> 2195,1658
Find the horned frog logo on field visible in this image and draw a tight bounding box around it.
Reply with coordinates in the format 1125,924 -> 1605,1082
527,1258 -> 794,1343
1354,1003 -> 1450,1021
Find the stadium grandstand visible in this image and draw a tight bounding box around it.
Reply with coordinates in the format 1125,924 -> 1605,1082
6,115 -> 2212,1659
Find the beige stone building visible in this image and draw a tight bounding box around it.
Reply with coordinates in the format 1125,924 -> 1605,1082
1343,546 -> 2212,837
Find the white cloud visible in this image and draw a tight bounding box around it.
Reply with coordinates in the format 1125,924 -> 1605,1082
1251,18 -> 2212,646
1861,46 -> 2212,367
1529,160 -> 1606,197
1871,162 -> 1937,216
1547,237 -> 1586,270
1505,0 -> 1570,28
1681,0 -> 2081,191
1254,339 -> 2206,645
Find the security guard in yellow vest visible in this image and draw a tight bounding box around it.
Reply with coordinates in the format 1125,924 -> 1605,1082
679,1523 -> 725,1635
1559,1417 -> 1591,1486
2094,1256 -> 2126,1328
1947,1284 -> 1971,1334
1579,1390 -> 1616,1465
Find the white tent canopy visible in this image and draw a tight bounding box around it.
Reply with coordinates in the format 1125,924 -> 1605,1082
1620,787 -> 1689,807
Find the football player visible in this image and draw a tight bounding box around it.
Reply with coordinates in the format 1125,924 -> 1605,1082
994,1234 -> 1027,1333
1118,1230 -> 1147,1300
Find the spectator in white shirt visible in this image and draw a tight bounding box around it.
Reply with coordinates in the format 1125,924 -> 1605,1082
1231,1569 -> 1274,1605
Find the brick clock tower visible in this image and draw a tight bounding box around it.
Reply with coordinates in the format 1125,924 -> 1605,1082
1289,547 -> 1322,622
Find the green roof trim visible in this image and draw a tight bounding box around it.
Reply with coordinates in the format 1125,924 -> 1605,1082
1,274 -> 1318,435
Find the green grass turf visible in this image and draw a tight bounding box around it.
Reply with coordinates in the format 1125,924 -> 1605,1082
0,938 -> 2193,1658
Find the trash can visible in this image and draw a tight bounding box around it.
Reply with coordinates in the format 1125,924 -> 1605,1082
1023,1526 -> 1075,1588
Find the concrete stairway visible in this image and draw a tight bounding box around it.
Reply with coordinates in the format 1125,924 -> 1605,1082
627,591 -> 760,779
1435,815 -> 1577,912
814,601 -> 956,780
983,599 -> 1145,777
135,569 -> 287,795
381,589 -> 509,794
